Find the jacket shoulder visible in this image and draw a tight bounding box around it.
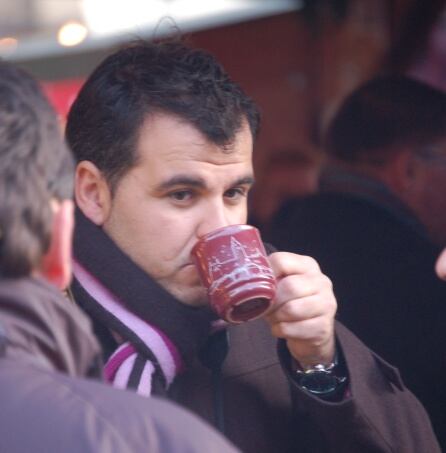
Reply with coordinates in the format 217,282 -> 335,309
0,359 -> 238,453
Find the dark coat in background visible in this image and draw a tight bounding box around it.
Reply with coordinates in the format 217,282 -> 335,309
0,277 -> 239,453
268,176 -> 446,448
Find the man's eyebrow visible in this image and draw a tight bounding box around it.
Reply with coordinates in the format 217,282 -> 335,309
156,175 -> 207,191
231,176 -> 255,187
156,174 -> 255,192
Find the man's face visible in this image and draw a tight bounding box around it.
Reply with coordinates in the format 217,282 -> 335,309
102,113 -> 254,306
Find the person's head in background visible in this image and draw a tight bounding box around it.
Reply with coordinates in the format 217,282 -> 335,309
325,75 -> 446,246
0,60 -> 74,289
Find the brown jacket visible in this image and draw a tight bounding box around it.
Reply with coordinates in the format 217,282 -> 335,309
170,319 -> 441,453
0,277 -> 239,453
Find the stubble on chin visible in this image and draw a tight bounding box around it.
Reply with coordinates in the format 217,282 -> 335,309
159,281 -> 209,307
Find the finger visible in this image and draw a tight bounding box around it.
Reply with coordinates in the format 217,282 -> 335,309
266,293 -> 337,324
273,273 -> 333,306
269,316 -> 334,346
268,252 -> 321,279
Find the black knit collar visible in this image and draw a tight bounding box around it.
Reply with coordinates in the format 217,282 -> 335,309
71,208 -> 216,366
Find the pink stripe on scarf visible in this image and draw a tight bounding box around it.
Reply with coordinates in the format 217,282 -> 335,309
104,342 -> 136,382
137,361 -> 155,397
113,353 -> 137,389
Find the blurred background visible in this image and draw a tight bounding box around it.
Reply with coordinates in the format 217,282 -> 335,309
2,0 -> 446,225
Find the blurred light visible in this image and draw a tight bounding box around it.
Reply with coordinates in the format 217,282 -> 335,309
58,22 -> 88,47
7,0 -> 301,61
0,37 -> 18,56
83,0 -> 167,35
82,0 -> 297,36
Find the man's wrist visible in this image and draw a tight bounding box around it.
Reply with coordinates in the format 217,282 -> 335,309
293,348 -> 349,401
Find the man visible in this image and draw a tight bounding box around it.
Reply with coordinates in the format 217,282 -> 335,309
0,59 -> 241,453
270,75 -> 446,447
66,42 -> 440,453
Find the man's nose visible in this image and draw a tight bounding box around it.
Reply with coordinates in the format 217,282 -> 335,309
196,201 -> 233,238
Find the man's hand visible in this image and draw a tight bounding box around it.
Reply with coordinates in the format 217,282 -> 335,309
265,252 -> 337,369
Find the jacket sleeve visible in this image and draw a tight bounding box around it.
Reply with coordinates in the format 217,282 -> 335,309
279,321 -> 441,453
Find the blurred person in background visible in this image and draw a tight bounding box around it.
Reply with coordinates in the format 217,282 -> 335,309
0,59 -> 241,453
65,41 -> 440,453
269,75 -> 446,447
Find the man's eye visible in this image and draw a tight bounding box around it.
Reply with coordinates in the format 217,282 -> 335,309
169,190 -> 193,202
224,187 -> 246,199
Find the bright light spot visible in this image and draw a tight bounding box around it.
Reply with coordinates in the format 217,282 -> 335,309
58,22 -> 88,47
83,0 -> 167,36
82,0 -> 303,37
83,0 -> 244,36
0,37 -> 18,55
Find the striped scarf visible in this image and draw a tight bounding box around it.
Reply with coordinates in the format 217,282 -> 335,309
70,209 -> 216,397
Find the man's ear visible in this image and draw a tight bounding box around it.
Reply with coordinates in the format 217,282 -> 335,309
39,199 -> 74,290
75,160 -> 112,226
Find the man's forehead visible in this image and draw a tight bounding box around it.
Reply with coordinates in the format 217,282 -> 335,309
136,113 -> 254,167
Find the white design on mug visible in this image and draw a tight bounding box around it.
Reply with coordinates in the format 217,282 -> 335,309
207,237 -> 273,295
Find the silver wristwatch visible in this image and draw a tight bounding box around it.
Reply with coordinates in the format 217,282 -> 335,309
294,353 -> 348,397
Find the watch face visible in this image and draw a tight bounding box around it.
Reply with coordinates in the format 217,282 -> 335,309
299,371 -> 339,395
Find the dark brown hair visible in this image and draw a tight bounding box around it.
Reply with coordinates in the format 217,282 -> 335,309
325,75 -> 446,164
66,40 -> 260,190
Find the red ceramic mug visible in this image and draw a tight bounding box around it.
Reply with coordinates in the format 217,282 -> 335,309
191,224 -> 276,323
